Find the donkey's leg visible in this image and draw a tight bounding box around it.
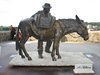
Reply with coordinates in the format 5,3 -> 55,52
45,40 -> 52,53
51,36 -> 60,61
51,41 -> 56,61
51,35 -> 62,61
55,40 -> 61,59
17,41 -> 25,58
20,38 -> 32,60
19,45 -> 25,58
38,39 -> 43,58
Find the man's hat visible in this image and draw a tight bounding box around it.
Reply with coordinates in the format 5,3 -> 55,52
42,3 -> 52,9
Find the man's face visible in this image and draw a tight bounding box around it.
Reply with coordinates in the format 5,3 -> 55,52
43,8 -> 50,14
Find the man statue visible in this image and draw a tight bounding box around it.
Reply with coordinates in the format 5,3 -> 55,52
31,3 -> 55,28
31,3 -> 56,53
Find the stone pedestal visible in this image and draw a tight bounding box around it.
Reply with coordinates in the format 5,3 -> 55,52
9,52 -> 94,74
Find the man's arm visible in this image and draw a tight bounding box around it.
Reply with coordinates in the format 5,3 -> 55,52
31,10 -> 43,22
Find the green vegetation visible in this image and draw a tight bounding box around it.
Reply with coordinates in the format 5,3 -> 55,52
86,22 -> 100,30
88,22 -> 100,26
0,26 -> 9,31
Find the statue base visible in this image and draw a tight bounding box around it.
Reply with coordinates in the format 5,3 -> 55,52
9,52 -> 94,74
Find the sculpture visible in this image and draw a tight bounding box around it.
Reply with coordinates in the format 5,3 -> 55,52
16,15 -> 89,61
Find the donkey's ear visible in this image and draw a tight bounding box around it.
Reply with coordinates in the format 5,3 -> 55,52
75,15 -> 81,24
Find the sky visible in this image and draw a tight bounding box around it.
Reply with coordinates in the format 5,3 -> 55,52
0,0 -> 100,27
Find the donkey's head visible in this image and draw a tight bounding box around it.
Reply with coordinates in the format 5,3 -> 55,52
75,15 -> 89,40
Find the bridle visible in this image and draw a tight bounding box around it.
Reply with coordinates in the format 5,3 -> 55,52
68,33 -> 81,38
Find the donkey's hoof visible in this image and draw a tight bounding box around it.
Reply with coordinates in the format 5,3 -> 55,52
39,56 -> 43,59
21,55 -> 25,58
58,56 -> 61,59
28,57 -> 32,61
52,57 -> 57,61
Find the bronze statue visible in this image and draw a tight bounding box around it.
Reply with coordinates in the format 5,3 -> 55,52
16,15 -> 89,61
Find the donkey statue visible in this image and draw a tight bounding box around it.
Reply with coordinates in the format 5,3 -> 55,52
16,15 -> 89,61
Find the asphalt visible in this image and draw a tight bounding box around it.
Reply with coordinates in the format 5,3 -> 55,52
0,41 -> 100,75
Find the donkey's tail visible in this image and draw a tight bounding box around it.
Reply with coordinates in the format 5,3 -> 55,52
16,25 -> 20,51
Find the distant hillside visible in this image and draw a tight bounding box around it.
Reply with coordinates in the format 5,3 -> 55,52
87,22 -> 100,26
